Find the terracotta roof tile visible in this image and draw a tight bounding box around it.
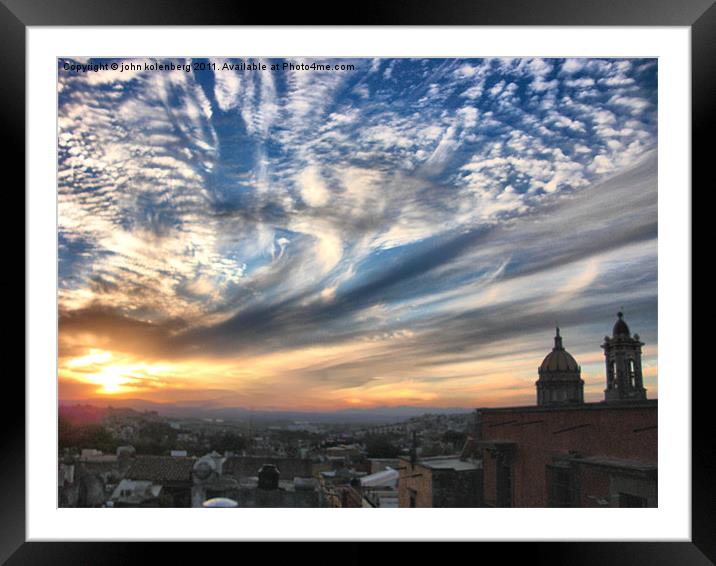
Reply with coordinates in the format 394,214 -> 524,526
125,456 -> 195,483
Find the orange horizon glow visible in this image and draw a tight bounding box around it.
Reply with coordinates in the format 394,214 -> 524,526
58,341 -> 659,413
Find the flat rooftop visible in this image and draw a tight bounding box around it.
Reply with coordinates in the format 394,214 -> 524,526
476,399 -> 657,415
402,455 -> 481,471
574,455 -> 657,472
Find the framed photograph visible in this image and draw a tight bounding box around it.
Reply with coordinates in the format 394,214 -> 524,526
9,0 -> 708,562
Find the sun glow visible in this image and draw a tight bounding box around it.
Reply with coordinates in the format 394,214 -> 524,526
91,364 -> 132,394
62,349 -> 175,395
66,349 -> 113,368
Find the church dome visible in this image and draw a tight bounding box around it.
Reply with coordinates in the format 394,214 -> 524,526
612,311 -> 631,336
539,328 -> 581,375
536,327 -> 584,406
540,348 -> 580,373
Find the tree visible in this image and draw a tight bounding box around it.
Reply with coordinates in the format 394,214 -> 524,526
58,417 -> 118,453
364,435 -> 400,458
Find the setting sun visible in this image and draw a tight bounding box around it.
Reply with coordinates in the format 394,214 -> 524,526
91,365 -> 130,394
61,350 -> 178,396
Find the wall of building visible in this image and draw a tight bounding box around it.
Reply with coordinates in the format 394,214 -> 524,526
478,402 -> 657,507
432,468 -> 483,507
397,458 -> 483,507
233,487 -> 319,508
575,465 -> 612,507
566,463 -> 657,508
398,458 -> 434,508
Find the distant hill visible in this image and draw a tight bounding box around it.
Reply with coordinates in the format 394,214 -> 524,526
58,399 -> 472,424
58,403 -> 109,425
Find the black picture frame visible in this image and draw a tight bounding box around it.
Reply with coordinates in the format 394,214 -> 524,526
7,0 -> 709,562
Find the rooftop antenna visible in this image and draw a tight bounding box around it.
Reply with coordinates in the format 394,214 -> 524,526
247,406 -> 253,453
410,431 -> 417,466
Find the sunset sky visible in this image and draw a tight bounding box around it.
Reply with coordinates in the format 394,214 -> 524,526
57,57 -> 658,412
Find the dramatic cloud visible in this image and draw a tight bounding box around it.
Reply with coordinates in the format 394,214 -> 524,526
57,57 -> 658,410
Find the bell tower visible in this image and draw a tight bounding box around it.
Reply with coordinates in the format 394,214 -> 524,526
602,312 -> 647,402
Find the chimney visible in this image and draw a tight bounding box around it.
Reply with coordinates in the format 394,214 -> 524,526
257,464 -> 280,490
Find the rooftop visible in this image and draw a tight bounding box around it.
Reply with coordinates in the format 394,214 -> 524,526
476,399 -> 657,415
125,456 -> 195,483
573,455 -> 657,473
110,479 -> 162,504
402,455 -> 481,471
360,467 -> 399,488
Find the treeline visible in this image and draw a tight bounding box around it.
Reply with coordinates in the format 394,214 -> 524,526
58,416 -> 249,456
364,435 -> 402,458
59,416 -> 118,453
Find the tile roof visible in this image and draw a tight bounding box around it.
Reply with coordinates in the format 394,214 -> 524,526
125,456 -> 195,483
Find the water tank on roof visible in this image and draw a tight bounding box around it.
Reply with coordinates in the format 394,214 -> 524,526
193,457 -> 217,481
116,445 -> 136,458
257,464 -> 280,490
202,497 -> 238,508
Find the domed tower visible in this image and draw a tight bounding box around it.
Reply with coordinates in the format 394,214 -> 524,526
536,327 -> 584,406
602,311 -> 647,402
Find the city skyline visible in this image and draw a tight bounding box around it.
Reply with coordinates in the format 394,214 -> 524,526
58,57 -> 658,412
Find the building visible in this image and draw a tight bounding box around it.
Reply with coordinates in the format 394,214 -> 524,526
360,467 -> 400,508
318,467 -> 367,507
58,446 -> 135,507
125,455 -> 195,507
221,455 -> 313,480
603,311 -> 648,402
397,455 -> 482,508
109,479 -> 162,507
476,312 -> 657,507
367,458 -> 401,474
192,454 -> 319,508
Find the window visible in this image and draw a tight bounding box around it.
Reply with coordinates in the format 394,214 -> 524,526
625,359 -> 634,387
547,465 -> 575,507
612,361 -> 619,388
496,456 -> 512,507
